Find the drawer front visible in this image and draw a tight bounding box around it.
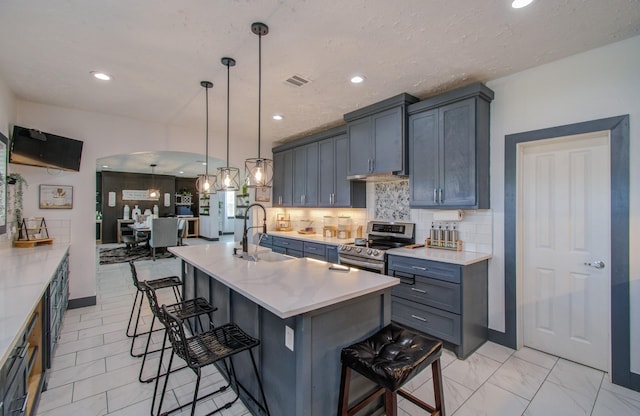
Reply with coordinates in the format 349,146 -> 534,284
391,273 -> 461,314
303,242 -> 327,259
387,255 -> 461,284
286,248 -> 304,258
392,297 -> 461,345
259,234 -> 273,248
272,237 -> 304,252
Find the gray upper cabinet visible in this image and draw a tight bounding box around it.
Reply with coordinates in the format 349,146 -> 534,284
319,134 -> 366,207
272,149 -> 293,207
293,142 -> 319,206
409,82 -> 494,209
344,93 -> 419,179
273,126 -> 365,208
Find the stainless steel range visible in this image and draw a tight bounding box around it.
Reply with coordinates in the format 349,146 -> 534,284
338,221 -> 415,273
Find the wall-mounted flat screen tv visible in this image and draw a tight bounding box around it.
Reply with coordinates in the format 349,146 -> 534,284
9,125 -> 83,172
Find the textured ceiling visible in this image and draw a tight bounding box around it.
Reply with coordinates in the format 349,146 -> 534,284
0,0 -> 638,176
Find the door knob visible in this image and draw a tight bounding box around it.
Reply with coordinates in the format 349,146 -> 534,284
584,260 -> 605,269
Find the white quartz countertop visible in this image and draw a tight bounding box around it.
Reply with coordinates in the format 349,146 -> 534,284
169,242 -> 397,319
0,243 -> 70,367
386,247 -> 492,265
264,231 -> 354,246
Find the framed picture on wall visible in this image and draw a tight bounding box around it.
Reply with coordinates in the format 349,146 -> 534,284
39,185 -> 73,209
255,186 -> 270,202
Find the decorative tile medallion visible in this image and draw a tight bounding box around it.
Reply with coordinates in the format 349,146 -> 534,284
374,180 -> 410,220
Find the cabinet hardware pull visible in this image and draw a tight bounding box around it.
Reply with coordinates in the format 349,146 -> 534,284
411,314 -> 428,322
279,195 -> 282,205
434,188 -> 437,204
411,288 -> 427,294
281,242 -> 289,245
411,265 -> 427,271
307,247 -> 317,251
439,188 -> 443,203
371,159 -> 375,172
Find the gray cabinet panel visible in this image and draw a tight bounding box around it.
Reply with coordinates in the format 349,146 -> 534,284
408,83 -> 492,209
293,143 -> 318,207
392,297 -> 461,345
409,109 -> 439,206
347,117 -> 372,176
372,107 -> 403,174
273,150 -> 294,206
440,99 -> 476,207
318,138 -> 335,206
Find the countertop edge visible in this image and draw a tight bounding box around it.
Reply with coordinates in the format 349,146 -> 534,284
0,244 -> 70,368
386,247 -> 492,265
261,231 -> 354,247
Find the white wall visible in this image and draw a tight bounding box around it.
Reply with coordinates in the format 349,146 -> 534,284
12,101 -> 227,301
0,75 -> 15,136
487,35 -> 640,373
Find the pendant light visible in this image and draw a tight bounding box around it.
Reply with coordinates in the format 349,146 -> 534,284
215,57 -> 240,192
147,164 -> 160,199
196,80 -> 217,194
244,22 -> 273,188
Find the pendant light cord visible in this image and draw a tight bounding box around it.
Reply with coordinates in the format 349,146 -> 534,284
205,85 -> 209,177
258,31 -> 262,158
226,60 -> 230,168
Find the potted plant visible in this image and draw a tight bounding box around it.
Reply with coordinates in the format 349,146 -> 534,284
7,173 -> 28,225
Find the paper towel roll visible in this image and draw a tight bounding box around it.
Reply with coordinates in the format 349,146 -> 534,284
433,210 -> 463,221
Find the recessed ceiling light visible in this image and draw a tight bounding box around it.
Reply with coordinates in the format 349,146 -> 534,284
91,71 -> 111,81
273,114 -> 283,121
179,171 -> 184,174
102,165 -> 109,168
201,162 -> 207,166
512,0 -> 534,8
350,75 -> 366,84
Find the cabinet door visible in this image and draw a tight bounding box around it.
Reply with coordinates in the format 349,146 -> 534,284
439,98 -> 476,207
318,138 -> 335,207
347,117 -> 372,176
293,143 -> 319,206
273,150 -> 294,206
333,134 -> 352,207
409,109 -> 440,207
272,152 -> 285,207
372,107 -> 404,174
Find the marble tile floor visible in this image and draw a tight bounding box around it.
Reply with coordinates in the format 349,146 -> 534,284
36,238 -> 640,416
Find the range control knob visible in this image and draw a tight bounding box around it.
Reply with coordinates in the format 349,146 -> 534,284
373,250 -> 380,256
366,249 -> 373,255
355,247 -> 362,253
345,246 -> 352,251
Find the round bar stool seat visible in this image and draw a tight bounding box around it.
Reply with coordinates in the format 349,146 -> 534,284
338,323 -> 445,416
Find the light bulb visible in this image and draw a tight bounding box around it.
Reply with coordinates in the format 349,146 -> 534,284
203,181 -> 210,191
254,166 -> 263,182
223,173 -> 231,187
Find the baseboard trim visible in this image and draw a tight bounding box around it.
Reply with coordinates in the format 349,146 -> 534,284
488,328 -> 516,350
629,371 -> 640,392
67,296 -> 97,309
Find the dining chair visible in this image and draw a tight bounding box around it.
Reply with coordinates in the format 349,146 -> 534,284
149,217 -> 179,260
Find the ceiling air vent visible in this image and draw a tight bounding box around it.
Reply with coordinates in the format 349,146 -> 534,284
284,74 -> 310,87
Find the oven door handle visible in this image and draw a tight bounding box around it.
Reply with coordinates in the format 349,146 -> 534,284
339,256 -> 385,271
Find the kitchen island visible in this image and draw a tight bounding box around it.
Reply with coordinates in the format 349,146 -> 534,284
169,242 -> 398,416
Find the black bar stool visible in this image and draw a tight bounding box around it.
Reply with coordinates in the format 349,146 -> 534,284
337,323 -> 445,416
137,281 -> 217,383
152,305 -> 271,416
126,260 -> 181,358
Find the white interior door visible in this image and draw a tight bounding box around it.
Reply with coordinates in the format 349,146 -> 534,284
521,132 -> 610,371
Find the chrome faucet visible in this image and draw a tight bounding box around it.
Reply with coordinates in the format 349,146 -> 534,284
242,203 -> 268,255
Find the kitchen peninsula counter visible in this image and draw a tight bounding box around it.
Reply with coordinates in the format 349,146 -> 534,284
169,242 -> 396,416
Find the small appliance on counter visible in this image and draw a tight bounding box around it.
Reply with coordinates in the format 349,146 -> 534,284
337,216 -> 352,239
276,213 -> 292,231
323,216 -> 337,238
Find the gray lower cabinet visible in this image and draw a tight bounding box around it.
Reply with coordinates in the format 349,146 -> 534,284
272,150 -> 293,207
47,253 -> 69,368
292,143 -> 319,207
408,82 -> 493,209
387,254 -> 488,359
261,235 -> 339,263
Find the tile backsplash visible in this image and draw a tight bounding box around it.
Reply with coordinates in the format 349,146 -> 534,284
263,179 -> 492,254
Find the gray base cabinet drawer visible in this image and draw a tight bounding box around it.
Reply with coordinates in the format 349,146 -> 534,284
272,236 -> 304,252
392,297 -> 460,345
391,275 -> 461,314
387,256 -> 461,283
388,254 -> 488,359
303,242 -> 326,260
